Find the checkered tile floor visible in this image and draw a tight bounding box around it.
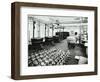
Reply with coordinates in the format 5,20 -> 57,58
28,48 -> 71,66
28,39 -> 81,66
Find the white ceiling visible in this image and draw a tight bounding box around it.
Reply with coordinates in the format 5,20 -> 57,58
28,15 -> 88,24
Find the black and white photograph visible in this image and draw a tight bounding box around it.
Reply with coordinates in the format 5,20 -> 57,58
11,2 -> 97,79
28,15 -> 88,67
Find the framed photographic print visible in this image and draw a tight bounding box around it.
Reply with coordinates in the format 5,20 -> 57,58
11,2 -> 98,80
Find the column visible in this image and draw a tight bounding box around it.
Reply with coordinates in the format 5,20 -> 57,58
33,21 -> 36,38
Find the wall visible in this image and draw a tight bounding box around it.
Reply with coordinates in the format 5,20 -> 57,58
0,0 -> 100,82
